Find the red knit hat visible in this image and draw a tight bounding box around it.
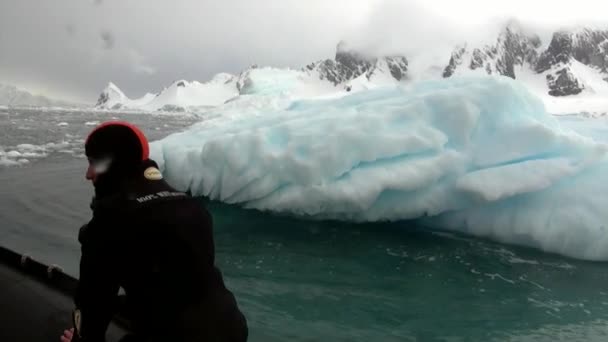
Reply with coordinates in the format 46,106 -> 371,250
85,121 -> 149,162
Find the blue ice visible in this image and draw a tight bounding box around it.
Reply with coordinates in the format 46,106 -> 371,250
151,76 -> 608,260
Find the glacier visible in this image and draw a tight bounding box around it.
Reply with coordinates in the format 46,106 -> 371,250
95,74 -> 240,112
151,76 -> 608,261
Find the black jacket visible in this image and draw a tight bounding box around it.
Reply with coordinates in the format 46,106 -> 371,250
74,160 -> 247,342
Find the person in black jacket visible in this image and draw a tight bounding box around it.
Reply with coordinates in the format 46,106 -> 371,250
60,121 -> 247,342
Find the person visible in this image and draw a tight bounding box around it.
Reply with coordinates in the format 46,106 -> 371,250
60,121 -> 247,342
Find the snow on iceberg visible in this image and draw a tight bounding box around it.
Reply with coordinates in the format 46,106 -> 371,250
238,67 -> 340,98
151,76 -> 608,260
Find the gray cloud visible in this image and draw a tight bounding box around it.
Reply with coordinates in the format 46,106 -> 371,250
0,0 -> 605,103
65,24 -> 75,36
100,30 -> 115,50
0,0 -> 365,102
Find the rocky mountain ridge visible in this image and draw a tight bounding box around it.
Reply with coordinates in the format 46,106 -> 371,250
444,24 -> 608,96
96,23 -> 608,111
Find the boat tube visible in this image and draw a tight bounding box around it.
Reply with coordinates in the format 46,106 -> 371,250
0,245 -> 128,341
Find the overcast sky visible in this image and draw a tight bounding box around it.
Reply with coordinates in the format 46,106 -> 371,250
0,0 -> 606,103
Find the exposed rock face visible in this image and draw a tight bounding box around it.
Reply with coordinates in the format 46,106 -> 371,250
95,91 -> 110,107
95,82 -> 127,108
535,29 -> 608,95
443,24 -> 541,79
384,56 -> 409,81
572,29 -> 608,72
443,46 -> 467,78
444,24 -> 608,96
536,32 -> 574,73
306,42 -> 409,84
546,68 -> 584,96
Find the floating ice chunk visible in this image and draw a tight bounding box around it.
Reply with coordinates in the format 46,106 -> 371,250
57,122 -> 69,126
45,142 -> 71,150
17,144 -> 36,150
85,121 -> 100,126
0,158 -> 19,166
16,143 -> 46,151
6,151 -> 21,158
20,152 -> 48,158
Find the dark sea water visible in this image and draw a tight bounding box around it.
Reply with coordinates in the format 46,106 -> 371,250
1,108 -> 608,341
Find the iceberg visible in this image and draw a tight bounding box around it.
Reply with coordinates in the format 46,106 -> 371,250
151,76 -> 608,260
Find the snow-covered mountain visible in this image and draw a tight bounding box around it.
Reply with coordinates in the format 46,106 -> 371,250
96,82 -> 139,109
145,74 -> 239,111
535,29 -> 608,96
95,24 -> 608,114
442,23 -> 541,79
95,76 -> 236,112
305,41 -> 408,86
0,83 -> 77,108
439,23 -> 608,114
443,23 -> 608,108
95,44 -> 409,112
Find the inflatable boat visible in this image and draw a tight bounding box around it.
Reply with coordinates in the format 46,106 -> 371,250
0,245 -> 128,341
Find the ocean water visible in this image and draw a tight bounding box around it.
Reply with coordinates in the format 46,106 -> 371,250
213,203 -> 608,341
1,108 -> 608,341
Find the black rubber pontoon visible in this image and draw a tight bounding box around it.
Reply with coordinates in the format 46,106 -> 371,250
0,246 -> 128,341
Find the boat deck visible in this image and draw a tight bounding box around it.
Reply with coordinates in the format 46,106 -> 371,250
0,247 -> 126,341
